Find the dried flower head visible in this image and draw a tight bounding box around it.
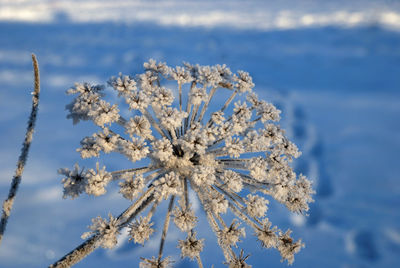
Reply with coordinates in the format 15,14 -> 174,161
178,232 -> 204,260
129,216 -> 155,245
226,250 -> 252,268
58,60 -> 314,267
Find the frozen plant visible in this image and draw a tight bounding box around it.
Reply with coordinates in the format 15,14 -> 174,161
0,55 -> 40,246
52,60 -> 314,267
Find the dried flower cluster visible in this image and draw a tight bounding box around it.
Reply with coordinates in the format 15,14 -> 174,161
57,60 -> 314,267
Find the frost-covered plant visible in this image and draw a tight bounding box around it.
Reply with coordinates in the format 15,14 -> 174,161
52,60 -> 314,267
0,55 -> 40,246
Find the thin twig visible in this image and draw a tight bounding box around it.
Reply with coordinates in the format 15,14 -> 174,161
0,54 -> 40,245
189,104 -> 199,128
179,82 -> 184,137
142,109 -> 167,139
110,165 -> 157,178
196,255 -> 204,268
194,186 -> 232,262
157,195 -> 175,262
178,82 -> 182,112
183,177 -> 189,210
207,89 -> 238,127
184,81 -> 196,133
197,86 -> 217,123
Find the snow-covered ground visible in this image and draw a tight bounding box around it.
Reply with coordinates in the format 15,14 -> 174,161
2,0 -> 400,31
0,1 -> 399,267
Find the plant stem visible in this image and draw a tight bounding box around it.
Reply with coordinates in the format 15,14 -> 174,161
0,54 -> 40,246
198,86 -> 217,123
157,195 -> 175,262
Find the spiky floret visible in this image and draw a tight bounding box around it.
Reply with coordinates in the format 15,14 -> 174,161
178,232 -> 204,260
81,213 -> 119,249
58,60 -> 314,267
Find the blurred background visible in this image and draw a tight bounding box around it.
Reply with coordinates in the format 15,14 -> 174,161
0,0 -> 399,267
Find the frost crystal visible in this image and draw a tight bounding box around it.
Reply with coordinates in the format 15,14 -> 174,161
173,204 -> 197,232
85,163 -> 112,196
58,163 -> 87,199
153,172 -> 182,200
129,217 -> 155,245
81,213 -> 119,249
125,116 -> 153,139
226,250 -> 252,268
256,219 -> 278,249
277,230 -> 304,265
221,170 -> 243,193
245,194 -> 268,218
140,256 -> 173,268
93,128 -> 119,153
178,232 -> 204,260
217,220 -> 245,248
119,174 -> 145,200
108,73 -> 137,96
60,60 -> 314,267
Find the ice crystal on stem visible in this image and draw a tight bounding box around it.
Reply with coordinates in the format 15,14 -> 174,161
178,232 -> 204,260
81,213 -> 119,249
129,216 -> 155,245
54,60 -> 314,267
58,163 -> 87,199
226,250 -> 252,268
140,256 -> 173,268
173,202 -> 197,232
